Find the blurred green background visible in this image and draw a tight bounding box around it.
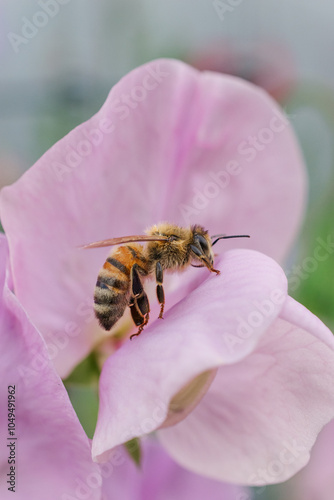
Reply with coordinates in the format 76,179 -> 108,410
1,1 -> 334,499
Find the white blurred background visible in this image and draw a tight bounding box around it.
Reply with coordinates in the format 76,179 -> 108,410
1,0 -> 334,174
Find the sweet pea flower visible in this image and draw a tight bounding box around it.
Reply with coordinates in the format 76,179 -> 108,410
1,58 -> 333,487
0,58 -> 306,377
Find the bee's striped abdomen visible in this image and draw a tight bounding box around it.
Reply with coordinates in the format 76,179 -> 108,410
94,244 -> 148,331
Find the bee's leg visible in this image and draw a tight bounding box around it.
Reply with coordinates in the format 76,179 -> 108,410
203,261 -> 220,275
155,261 -> 165,319
129,264 -> 150,340
129,297 -> 149,339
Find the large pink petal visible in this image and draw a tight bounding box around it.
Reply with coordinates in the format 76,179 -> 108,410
158,305 -> 334,485
101,439 -> 249,500
0,59 -> 305,376
92,249 -> 287,462
0,235 -> 101,500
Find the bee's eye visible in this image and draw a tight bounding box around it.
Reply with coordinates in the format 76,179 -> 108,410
196,235 -> 209,254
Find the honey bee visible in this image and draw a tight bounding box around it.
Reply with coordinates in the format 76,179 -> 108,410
83,223 -> 249,339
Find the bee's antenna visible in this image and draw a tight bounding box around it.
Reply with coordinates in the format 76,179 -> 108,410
211,234 -> 250,246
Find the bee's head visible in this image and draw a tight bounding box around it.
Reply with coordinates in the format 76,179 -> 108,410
189,225 -> 214,267
189,226 -> 250,270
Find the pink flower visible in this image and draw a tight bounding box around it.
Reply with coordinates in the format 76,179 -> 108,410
1,58 -> 333,486
0,59 -> 306,377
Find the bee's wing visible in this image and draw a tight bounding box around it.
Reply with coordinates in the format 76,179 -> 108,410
81,235 -> 168,249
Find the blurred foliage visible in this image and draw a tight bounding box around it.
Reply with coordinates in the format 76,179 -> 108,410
64,352 -> 100,438
292,192 -> 334,329
65,383 -> 99,439
124,438 -> 142,467
64,350 -> 101,385
285,83 -> 334,332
